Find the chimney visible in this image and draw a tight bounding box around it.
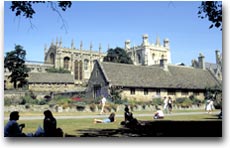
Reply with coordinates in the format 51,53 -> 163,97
198,53 -> 205,70
125,40 -> 131,50
142,34 -> 149,46
71,39 -> 75,49
215,50 -> 220,65
163,38 -> 170,48
160,58 -> 168,71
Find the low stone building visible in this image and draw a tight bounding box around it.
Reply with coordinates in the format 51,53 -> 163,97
87,60 -> 221,102
28,73 -> 75,92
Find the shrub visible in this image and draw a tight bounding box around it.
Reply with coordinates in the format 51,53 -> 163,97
76,106 -> 85,111
94,97 -> 102,104
142,104 -> 147,110
75,102 -> 86,111
189,95 -> 202,107
4,97 -> 22,106
89,103 -> 97,112
44,95 -> 52,102
20,95 -> 39,105
113,98 -> 127,104
49,96 -> 71,106
104,105 -> 111,112
175,97 -> 193,108
25,104 -> 30,109
110,103 -> 118,112
152,97 -> 163,106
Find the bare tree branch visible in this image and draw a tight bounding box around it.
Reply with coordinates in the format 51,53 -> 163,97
49,2 -> 69,33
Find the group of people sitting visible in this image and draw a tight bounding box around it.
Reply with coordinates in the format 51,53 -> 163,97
94,105 -> 141,128
5,105 -> 165,137
4,110 -> 63,137
94,104 -> 164,129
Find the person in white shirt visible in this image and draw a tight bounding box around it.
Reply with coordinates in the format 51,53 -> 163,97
163,96 -> 168,113
154,107 -> 164,119
100,96 -> 107,114
206,99 -> 214,114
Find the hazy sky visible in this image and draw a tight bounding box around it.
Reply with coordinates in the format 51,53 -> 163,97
4,1 -> 222,66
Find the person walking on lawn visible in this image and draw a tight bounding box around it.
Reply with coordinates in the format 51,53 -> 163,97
100,95 -> 107,114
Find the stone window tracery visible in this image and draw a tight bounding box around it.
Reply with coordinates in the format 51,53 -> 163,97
64,57 -> 70,70
84,59 -> 89,70
74,60 -> 83,80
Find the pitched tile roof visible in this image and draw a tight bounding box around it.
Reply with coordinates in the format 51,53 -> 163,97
99,62 -> 221,89
28,73 -> 74,83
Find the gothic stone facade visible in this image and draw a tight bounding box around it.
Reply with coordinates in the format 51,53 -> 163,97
44,39 -> 106,85
4,39 -> 106,91
125,34 -> 171,66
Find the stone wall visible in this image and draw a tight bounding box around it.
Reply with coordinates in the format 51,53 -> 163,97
121,88 -> 205,102
28,83 -> 75,92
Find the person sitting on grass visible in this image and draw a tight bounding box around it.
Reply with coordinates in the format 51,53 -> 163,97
120,105 -> 141,128
4,111 -> 27,137
154,106 -> 164,119
94,112 -> 116,123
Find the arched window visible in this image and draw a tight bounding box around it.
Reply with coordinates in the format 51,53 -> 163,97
74,60 -> 79,80
152,53 -> 155,60
64,57 -> 70,70
49,53 -> 55,64
79,61 -> 83,80
84,59 -> 89,70
137,53 -> 141,64
161,54 -> 165,59
74,60 -> 83,80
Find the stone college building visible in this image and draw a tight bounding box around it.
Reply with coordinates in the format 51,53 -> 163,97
4,34 -> 222,102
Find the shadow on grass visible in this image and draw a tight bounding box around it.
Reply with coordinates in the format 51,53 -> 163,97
65,120 -> 222,137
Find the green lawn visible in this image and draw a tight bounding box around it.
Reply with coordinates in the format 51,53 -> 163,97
4,110 -> 221,137
4,108 -> 210,117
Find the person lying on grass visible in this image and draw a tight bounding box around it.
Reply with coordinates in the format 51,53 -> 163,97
94,112 -> 116,123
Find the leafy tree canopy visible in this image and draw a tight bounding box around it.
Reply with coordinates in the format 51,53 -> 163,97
4,45 -> 29,89
103,47 -> 133,64
9,1 -> 72,32
10,1 -> 72,19
198,1 -> 222,30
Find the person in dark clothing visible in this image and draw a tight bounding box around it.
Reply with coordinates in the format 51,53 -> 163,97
168,97 -> 173,114
121,105 -> 140,128
43,110 -> 57,137
124,105 -> 134,123
4,111 -> 26,137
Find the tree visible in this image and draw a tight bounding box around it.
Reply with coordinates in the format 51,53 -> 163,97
9,1 -> 72,32
4,45 -> 29,89
103,47 -> 133,64
10,1 -> 72,18
204,85 -> 222,109
198,1 -> 222,30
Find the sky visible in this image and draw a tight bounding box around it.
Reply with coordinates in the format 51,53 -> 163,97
4,1 -> 222,66
1,1 -> 230,147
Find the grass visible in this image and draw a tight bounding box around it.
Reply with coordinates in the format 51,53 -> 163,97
4,109 -> 221,137
4,108 -> 210,117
